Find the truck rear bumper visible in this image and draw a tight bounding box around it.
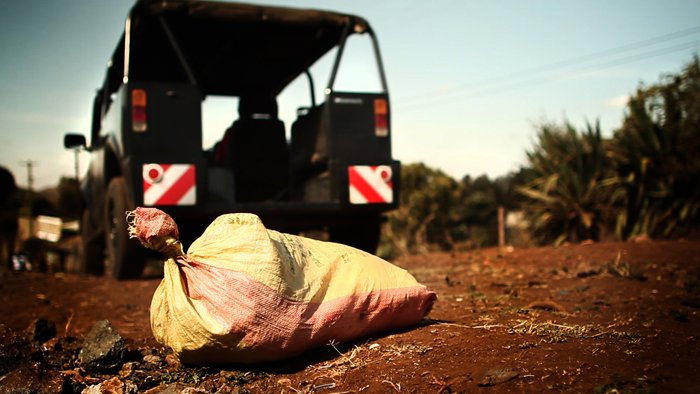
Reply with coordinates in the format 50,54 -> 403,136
159,200 -> 393,235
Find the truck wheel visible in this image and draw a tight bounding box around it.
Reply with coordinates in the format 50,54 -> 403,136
329,216 -> 382,254
104,177 -> 146,279
78,210 -> 105,275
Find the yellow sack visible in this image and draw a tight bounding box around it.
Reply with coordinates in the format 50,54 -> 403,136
129,208 -> 436,364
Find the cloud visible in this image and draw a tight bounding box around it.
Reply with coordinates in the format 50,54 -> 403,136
604,94 -> 629,109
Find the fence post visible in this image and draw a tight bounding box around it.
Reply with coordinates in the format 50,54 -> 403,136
498,206 -> 505,253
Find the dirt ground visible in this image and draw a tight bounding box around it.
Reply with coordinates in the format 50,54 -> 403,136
1,239 -> 699,393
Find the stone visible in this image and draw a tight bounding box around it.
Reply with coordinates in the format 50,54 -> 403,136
79,320 -> 126,373
143,354 -> 162,365
82,376 -> 138,394
119,361 -> 139,378
24,318 -> 57,343
164,354 -> 181,368
477,366 -> 519,387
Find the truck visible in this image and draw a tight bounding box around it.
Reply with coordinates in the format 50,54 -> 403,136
64,0 -> 400,279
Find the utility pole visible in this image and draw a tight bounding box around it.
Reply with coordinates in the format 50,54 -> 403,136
19,160 -> 37,237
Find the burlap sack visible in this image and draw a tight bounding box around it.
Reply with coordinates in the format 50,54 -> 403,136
128,207 -> 436,364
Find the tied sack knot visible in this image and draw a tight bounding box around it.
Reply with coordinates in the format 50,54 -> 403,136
127,207 -> 184,258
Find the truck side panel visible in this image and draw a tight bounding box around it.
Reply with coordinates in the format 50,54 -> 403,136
121,83 -> 206,208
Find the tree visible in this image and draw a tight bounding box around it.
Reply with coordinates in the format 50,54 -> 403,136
382,163 -> 459,257
451,175 -> 499,247
611,55 -> 700,239
518,121 -> 620,245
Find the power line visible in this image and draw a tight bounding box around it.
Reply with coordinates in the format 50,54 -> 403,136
402,40 -> 700,108
399,42 -> 699,111
486,26 -> 700,90
396,25 -> 700,108
576,40 -> 700,73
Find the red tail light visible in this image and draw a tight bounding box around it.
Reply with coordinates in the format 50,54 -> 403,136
374,98 -> 388,137
132,89 -> 147,132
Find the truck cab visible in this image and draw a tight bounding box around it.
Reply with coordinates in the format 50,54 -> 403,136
64,0 -> 399,279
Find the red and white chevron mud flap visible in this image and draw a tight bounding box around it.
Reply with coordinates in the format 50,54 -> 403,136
142,164 -> 196,206
348,165 -> 394,204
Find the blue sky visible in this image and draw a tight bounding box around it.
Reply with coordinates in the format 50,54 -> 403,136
1,0 -> 699,189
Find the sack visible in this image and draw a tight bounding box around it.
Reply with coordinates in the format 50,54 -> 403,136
128,208 -> 436,364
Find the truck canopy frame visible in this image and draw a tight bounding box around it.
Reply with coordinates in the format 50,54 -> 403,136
102,0 -> 386,99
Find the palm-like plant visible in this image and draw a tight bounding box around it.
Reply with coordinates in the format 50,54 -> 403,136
611,55 -> 700,239
518,121 -> 620,245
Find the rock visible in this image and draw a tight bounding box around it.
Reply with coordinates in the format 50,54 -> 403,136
525,300 -> 567,313
24,318 -> 57,343
119,361 -> 139,378
79,320 -> 126,373
164,354 -> 181,368
0,324 -> 31,375
143,354 -> 162,365
82,376 -> 138,394
139,349 -> 163,370
631,233 -> 651,243
41,337 -> 61,351
576,269 -> 601,278
477,366 -> 519,387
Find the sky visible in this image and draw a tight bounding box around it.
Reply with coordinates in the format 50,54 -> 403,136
1,0 -> 699,189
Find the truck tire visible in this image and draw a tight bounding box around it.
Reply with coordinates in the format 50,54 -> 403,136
104,177 -> 146,279
78,209 -> 105,275
329,215 -> 382,254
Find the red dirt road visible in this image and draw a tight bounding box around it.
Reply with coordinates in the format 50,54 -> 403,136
1,240 -> 699,393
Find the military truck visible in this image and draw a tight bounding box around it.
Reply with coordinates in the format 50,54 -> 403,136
64,0 -> 400,279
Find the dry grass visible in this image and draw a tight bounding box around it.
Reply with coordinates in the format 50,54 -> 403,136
298,339 -> 437,393
431,317 -> 639,345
